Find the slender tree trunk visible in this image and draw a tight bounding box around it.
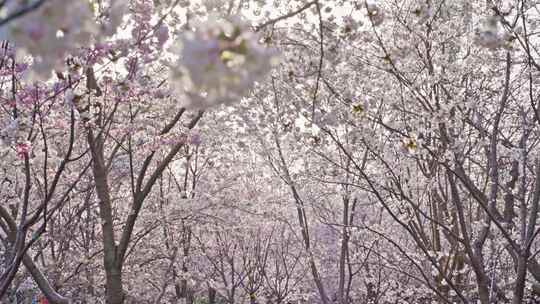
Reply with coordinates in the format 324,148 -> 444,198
274,136 -> 329,304
513,256 -> 528,304
514,161 -> 540,304
0,208 -> 71,304
180,228 -> 192,304
208,287 -> 216,304
337,196 -> 350,304
87,130 -> 124,304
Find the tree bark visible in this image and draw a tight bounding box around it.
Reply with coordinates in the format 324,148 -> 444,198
23,254 -> 71,304
87,129 -> 124,304
208,287 -> 216,304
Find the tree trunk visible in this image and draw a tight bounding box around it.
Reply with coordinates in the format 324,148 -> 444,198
513,256 -> 528,304
87,129 -> 124,304
105,266 -> 124,304
337,196 -> 350,304
208,287 -> 216,304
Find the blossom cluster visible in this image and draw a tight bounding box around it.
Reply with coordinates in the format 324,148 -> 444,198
169,16 -> 279,108
475,16 -> 514,50
4,0 -> 125,80
366,0 -> 385,26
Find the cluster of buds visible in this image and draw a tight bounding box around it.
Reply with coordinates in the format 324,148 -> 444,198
401,135 -> 418,154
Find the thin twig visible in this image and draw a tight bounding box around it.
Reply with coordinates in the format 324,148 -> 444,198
255,1 -> 317,32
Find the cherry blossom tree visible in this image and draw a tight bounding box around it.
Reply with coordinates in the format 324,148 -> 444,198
1,1 -> 540,304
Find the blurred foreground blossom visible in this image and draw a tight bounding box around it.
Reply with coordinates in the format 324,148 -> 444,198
169,16 -> 280,109
4,0 -> 126,80
366,0 -> 385,26
475,16 -> 515,50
